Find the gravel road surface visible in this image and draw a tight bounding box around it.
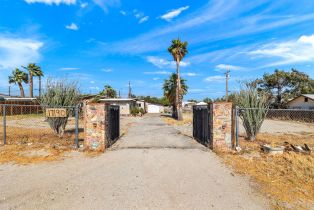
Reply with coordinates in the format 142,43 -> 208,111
0,114 -> 268,209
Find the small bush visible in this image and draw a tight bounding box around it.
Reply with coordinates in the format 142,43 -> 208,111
130,107 -> 140,116
139,108 -> 145,115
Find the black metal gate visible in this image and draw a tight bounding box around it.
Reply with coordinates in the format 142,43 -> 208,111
106,105 -> 120,146
193,105 -> 210,146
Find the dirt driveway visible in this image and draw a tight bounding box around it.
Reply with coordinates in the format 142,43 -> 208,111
0,114 -> 268,209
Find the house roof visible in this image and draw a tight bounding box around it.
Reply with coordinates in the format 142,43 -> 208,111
99,98 -> 136,102
286,94 -> 314,104
302,94 -> 314,100
0,94 -> 37,102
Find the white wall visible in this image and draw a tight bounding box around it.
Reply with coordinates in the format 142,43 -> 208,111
287,96 -> 314,109
147,104 -> 163,113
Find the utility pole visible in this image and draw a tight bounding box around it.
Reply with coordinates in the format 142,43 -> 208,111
225,68 -> 230,102
8,86 -> 11,96
128,81 -> 132,98
119,90 -> 121,98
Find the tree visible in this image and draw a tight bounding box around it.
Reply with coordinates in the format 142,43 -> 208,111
8,68 -> 28,97
163,73 -> 188,118
22,63 -> 43,98
40,78 -> 80,137
289,69 -> 314,97
256,69 -> 314,108
168,38 -> 188,121
203,97 -> 212,104
100,85 -> 117,98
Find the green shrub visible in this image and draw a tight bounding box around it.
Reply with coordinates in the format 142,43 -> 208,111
139,108 -> 145,115
130,107 -> 140,116
235,85 -> 269,141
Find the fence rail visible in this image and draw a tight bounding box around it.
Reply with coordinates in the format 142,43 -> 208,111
235,107 -> 314,145
0,104 -> 80,148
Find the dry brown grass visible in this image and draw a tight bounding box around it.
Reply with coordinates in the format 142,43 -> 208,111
0,127 -> 83,165
219,133 -> 314,209
162,113 -> 192,125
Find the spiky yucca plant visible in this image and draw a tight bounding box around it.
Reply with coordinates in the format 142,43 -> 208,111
40,78 -> 80,137
235,86 -> 269,141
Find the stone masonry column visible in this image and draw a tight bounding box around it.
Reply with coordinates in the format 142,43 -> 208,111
209,102 -> 233,150
84,103 -> 106,152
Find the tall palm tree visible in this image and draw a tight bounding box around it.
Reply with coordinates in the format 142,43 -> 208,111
22,63 -> 43,98
163,73 -> 188,118
8,68 -> 28,97
168,38 -> 188,120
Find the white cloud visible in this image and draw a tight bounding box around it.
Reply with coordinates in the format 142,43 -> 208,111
160,6 -> 189,21
102,68 -> 113,72
139,16 -> 149,24
90,81 -> 95,84
59,67 -> 79,71
143,71 -> 171,75
146,56 -> 190,69
215,64 -> 246,71
0,36 -> 43,70
120,10 -> 126,16
93,0 -> 120,13
66,23 -> 79,30
153,77 -> 160,81
24,0 -> 76,5
250,34 -> 314,67
182,72 -> 197,77
204,75 -> 225,82
80,2 -> 88,8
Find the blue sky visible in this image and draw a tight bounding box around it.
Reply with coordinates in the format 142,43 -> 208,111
0,0 -> 314,100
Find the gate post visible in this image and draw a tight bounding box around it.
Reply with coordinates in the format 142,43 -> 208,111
84,103 -> 106,152
209,102 -> 233,150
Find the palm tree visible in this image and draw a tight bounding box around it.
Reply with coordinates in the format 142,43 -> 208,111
163,73 -> 188,118
168,38 -> 188,120
22,63 -> 43,98
8,68 -> 28,97
100,85 -> 117,98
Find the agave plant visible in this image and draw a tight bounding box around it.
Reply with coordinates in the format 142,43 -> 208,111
235,85 -> 269,141
40,78 -> 80,137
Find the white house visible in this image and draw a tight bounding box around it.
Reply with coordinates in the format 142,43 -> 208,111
146,103 -> 164,113
286,94 -> 314,109
99,98 -> 137,115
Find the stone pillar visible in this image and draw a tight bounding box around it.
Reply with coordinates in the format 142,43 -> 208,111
84,103 -> 106,152
209,102 -> 233,150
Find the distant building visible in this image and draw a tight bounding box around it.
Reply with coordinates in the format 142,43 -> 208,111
98,98 -> 137,115
146,103 -> 164,113
286,94 -> 314,109
0,94 -> 37,104
0,94 -> 39,115
182,101 -> 196,108
136,100 -> 146,111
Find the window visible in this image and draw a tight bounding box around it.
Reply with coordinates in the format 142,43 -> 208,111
304,97 -> 308,102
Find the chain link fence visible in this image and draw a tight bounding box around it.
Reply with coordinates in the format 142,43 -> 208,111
235,108 -> 314,146
0,104 -> 83,148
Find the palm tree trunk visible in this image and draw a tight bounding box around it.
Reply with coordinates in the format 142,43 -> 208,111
29,72 -> 33,98
176,58 -> 183,121
39,76 -> 41,98
18,83 -> 25,97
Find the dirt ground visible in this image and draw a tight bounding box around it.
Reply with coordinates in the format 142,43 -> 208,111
163,113 -> 314,209
0,114 -> 268,209
0,115 -> 139,165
